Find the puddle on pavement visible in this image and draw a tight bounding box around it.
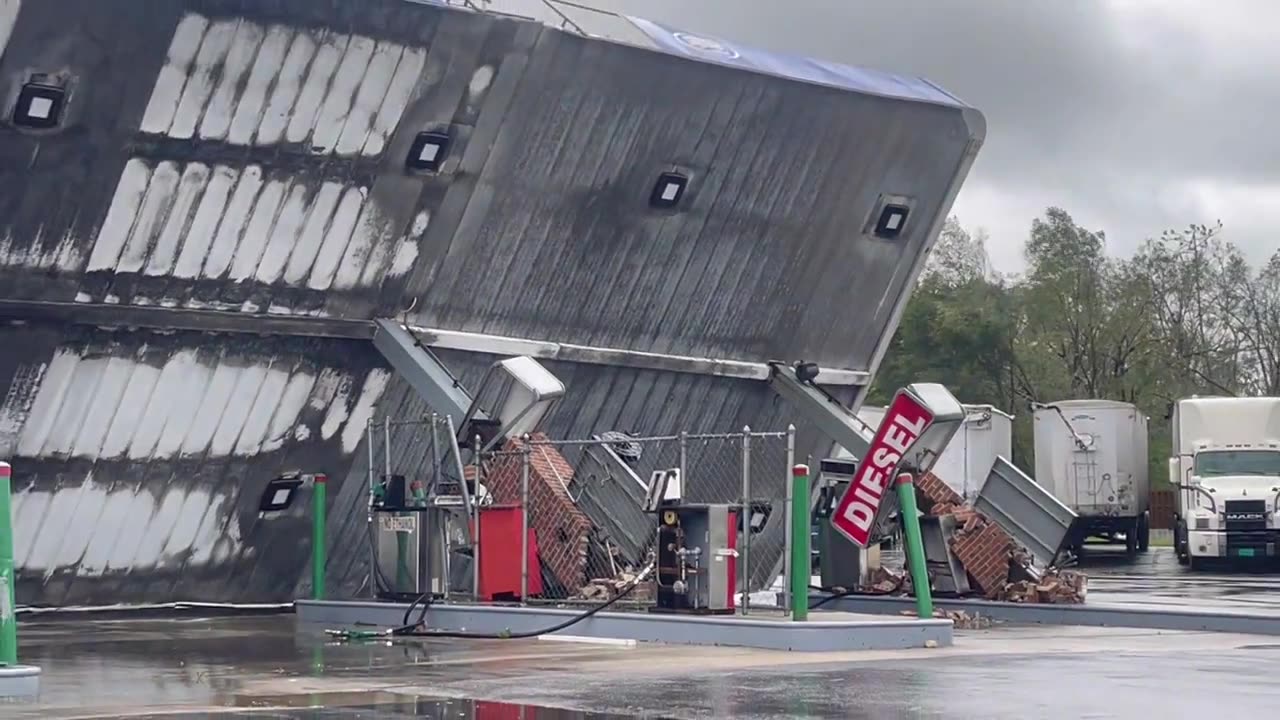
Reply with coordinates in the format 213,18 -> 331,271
96,694 -> 652,718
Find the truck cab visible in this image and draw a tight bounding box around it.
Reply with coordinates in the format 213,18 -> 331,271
1172,397 -> 1280,567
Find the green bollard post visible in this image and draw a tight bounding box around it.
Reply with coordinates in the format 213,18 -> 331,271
312,474 -> 327,601
790,464 -> 811,621
895,472 -> 933,619
0,462 -> 16,665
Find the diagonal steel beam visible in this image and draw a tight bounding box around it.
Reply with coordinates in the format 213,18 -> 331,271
371,319 -> 482,423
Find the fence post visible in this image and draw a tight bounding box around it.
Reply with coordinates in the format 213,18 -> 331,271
790,464 -> 810,622
383,415 -> 392,483
678,431 -> 688,496
0,462 -> 16,665
312,473 -> 327,601
473,433 -> 484,601
520,438 -> 531,606
366,419 -> 376,599
429,414 -> 449,601
896,473 -> 934,619
740,426 -> 751,615
783,425 -> 796,613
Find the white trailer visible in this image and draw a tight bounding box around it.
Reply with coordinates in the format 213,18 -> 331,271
1172,396 -> 1280,568
1033,400 -> 1150,554
853,404 -> 1013,502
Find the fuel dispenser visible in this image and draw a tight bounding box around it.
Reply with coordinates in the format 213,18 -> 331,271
371,474 -> 459,601
814,458 -> 883,590
642,468 -> 771,615
360,339 -> 567,602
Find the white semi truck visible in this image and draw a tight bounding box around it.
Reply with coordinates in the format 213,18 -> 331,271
1172,396 -> 1280,568
1033,400 -> 1150,555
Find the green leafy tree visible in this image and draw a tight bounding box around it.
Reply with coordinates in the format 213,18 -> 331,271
867,209 -> 1279,483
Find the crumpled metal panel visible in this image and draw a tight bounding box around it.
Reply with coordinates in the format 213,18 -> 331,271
975,456 -> 1078,567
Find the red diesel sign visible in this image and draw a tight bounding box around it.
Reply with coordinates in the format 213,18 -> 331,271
832,390 -> 936,547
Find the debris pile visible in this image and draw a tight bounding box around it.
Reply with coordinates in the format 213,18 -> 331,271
999,568 -> 1088,604
865,566 -> 907,595
574,571 -> 655,603
899,609 -> 995,629
878,471 -> 1088,604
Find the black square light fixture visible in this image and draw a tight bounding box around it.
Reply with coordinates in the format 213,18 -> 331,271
874,204 -> 910,239
259,472 -> 305,512
13,83 -> 65,129
406,131 -> 451,173
650,172 -> 688,209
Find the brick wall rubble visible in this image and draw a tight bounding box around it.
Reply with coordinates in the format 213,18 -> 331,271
950,520 -> 1013,597
482,434 -> 593,597
917,471 -> 964,511
857,469 -> 1087,604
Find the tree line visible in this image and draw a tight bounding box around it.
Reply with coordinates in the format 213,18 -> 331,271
866,207 -> 1280,485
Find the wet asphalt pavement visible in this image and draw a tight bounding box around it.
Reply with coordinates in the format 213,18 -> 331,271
7,546 -> 1280,719
1081,545 -> 1280,614
6,612 -> 1280,719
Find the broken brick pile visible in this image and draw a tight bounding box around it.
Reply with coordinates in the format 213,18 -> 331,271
1001,568 -> 1088,604
574,571 -> 656,603
899,609 -> 995,630
482,433 -> 593,597
908,470 -> 1086,604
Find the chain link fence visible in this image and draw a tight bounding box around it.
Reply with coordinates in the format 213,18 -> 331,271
362,416 -> 797,608
478,430 -> 795,605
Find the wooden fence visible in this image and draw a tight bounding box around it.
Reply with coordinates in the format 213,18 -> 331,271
1150,488 -> 1176,529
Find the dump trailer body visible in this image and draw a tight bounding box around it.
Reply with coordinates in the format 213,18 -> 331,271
1034,400 -> 1149,551
0,0 -> 983,603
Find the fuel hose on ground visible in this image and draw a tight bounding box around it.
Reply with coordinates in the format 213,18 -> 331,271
325,563 -> 655,642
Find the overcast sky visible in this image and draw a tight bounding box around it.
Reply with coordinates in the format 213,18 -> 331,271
583,0 -> 1278,273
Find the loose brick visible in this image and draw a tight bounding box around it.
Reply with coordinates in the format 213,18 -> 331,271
916,471 -> 964,513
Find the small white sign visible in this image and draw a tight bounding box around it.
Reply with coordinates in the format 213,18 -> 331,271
379,515 -> 417,533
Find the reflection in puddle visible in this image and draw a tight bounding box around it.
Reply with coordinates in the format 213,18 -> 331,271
150,695 -> 652,718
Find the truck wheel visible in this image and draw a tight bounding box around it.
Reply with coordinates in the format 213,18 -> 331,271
1125,520 -> 1139,556
1175,520 -> 1190,565
1137,512 -> 1151,553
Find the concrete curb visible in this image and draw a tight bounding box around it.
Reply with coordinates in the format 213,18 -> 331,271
296,600 -> 953,652
807,593 -> 1280,635
0,664 -> 40,699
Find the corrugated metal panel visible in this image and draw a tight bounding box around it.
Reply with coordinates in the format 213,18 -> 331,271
403,26 -> 977,371
2,0 -> 977,370
573,444 -> 652,566
0,324 -> 387,605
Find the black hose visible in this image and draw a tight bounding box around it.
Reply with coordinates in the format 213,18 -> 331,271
806,580 -> 904,611
394,573 -> 645,639
329,565 -> 654,642
402,587 -> 432,629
